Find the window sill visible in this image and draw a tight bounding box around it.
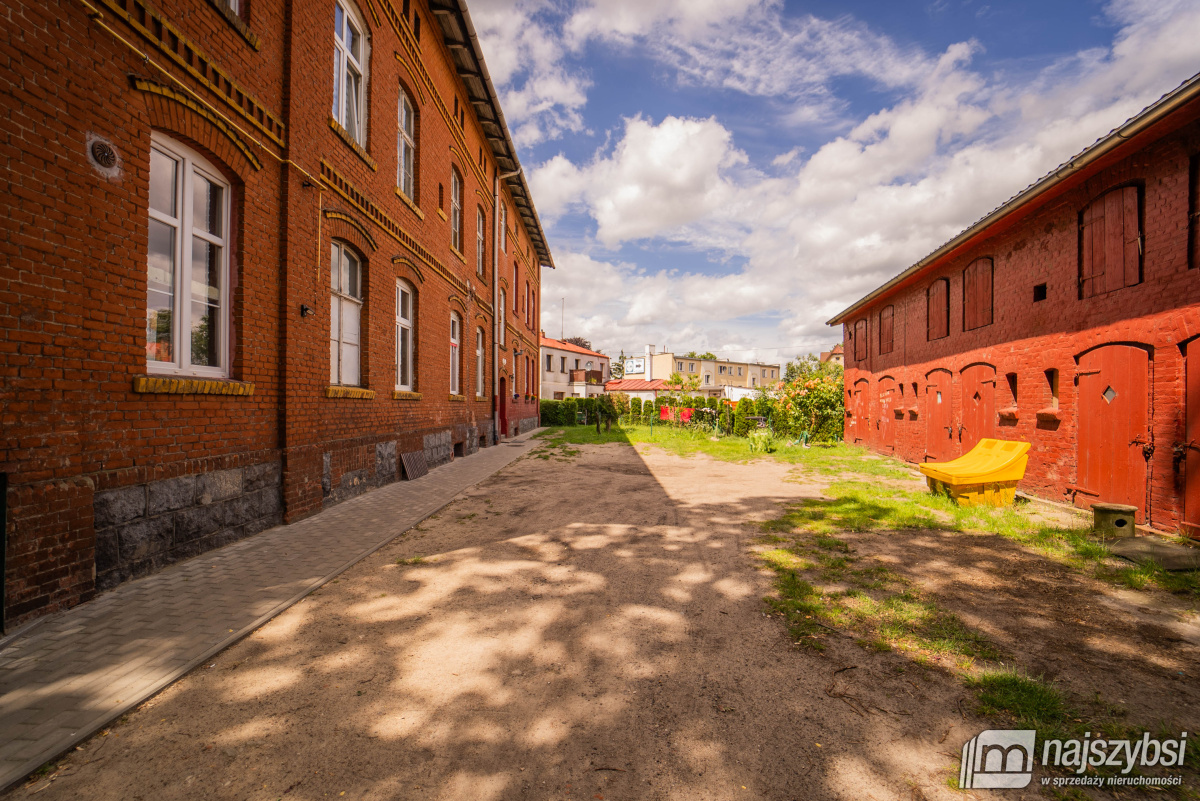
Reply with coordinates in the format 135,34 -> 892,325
1036,407 -> 1060,422
998,406 -> 1019,420
449,245 -> 467,265
395,188 -> 424,220
204,0 -> 260,49
448,394 -> 466,402
476,395 -> 486,402
133,376 -> 254,395
436,208 -> 447,222
328,117 -> 377,172
392,390 -> 422,400
326,386 -> 376,400
907,408 -> 919,419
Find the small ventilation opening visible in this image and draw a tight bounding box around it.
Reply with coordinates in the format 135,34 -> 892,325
453,442 -> 465,459
1033,283 -> 1047,302
1006,372 -> 1018,404
1045,368 -> 1060,409
479,434 -> 487,450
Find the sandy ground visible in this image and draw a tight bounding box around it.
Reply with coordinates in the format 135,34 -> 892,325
10,440 -> 1200,800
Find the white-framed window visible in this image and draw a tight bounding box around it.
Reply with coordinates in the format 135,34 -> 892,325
397,89 -> 415,198
395,279 -> 413,390
559,356 -> 565,373
500,203 -> 507,253
476,327 -> 485,396
545,354 -> 553,372
330,241 -> 362,386
499,289 -> 506,347
226,0 -> 240,14
689,362 -> 695,372
475,207 -> 485,276
737,367 -> 743,376
450,312 -> 461,395
333,0 -> 367,144
677,361 -> 683,371
450,167 -> 462,252
146,133 -> 230,377
704,374 -> 712,385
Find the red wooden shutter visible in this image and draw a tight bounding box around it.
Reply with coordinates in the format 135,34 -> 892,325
1081,186 -> 1140,297
854,319 -> 867,361
879,305 -> 894,354
927,279 -> 948,340
964,258 -> 993,330
1080,196 -> 1106,298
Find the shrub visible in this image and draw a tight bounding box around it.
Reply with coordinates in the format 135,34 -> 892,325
609,392 -> 631,417
562,397 -> 578,425
718,402 -> 733,433
631,397 -> 643,418
734,397 -> 754,437
771,373 -> 844,442
748,431 -> 777,453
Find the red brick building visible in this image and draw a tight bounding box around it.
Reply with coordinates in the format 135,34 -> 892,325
1,0 -> 552,628
829,74 -> 1200,536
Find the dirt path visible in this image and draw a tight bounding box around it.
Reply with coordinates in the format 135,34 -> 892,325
11,440 -> 1198,800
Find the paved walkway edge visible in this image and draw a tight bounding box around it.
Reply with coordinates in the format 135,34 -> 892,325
1,430 -> 545,791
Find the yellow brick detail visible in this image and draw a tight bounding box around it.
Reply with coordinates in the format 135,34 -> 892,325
132,376 -> 254,395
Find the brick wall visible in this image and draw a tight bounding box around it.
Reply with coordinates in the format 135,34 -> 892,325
1,0 -> 546,627
839,114 -> 1200,532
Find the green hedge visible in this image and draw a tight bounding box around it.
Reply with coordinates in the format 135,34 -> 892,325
631,397 -> 643,417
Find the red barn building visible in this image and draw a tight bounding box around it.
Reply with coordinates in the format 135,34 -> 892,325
829,74 -> 1200,536
1,0 -> 552,628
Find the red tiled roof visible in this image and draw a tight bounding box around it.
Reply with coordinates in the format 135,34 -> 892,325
540,335 -> 608,360
605,379 -> 667,392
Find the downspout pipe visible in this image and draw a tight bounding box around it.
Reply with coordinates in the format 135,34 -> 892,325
494,166 -> 521,440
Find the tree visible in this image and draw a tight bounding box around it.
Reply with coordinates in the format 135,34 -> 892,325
684,351 -> 716,360
563,336 -> 593,351
784,352 -> 843,384
611,349 -> 626,379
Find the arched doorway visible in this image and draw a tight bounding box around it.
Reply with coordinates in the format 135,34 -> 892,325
877,376 -> 897,452
959,363 -> 996,453
925,369 -> 954,462
1075,344 -> 1151,521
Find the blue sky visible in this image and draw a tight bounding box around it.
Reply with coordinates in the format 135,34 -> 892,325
470,0 -> 1200,367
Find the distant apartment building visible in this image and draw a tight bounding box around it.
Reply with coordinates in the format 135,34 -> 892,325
540,335 -> 611,399
622,347 -> 780,397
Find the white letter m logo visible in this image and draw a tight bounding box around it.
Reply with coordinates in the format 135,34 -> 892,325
960,730 -> 1036,789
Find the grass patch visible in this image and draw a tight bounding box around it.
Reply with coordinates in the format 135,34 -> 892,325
395,556 -> 425,566
536,424 -> 914,479
966,669 -> 1070,732
759,527 -> 1000,663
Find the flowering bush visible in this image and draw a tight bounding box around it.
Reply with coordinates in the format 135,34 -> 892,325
772,373 -> 844,443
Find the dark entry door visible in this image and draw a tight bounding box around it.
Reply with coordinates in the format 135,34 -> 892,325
925,370 -> 954,462
1076,345 -> 1149,522
1185,340 -> 1200,537
499,377 -> 508,438
960,364 -> 996,453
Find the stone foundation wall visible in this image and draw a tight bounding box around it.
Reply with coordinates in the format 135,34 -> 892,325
93,462 -> 283,591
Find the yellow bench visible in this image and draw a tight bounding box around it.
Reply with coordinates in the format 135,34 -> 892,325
919,438 -> 1031,507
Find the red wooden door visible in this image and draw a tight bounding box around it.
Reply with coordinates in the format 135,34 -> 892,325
1185,340 -> 1200,538
960,364 -> 996,453
853,379 -> 869,443
1076,345 -> 1149,522
877,378 -> 896,452
925,370 -> 954,462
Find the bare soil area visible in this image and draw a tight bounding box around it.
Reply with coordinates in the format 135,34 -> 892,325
11,439 -> 1200,800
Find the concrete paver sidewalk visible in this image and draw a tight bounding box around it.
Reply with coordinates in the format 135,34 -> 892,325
0,431 -> 544,790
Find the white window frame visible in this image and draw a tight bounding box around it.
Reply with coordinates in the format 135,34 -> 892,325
500,203 -> 507,253
476,327 -> 485,397
704,374 -> 712,385
499,289 -> 506,347
146,133 -> 230,378
397,89 -> 415,199
330,241 -> 363,386
395,279 -> 414,390
450,167 -> 462,252
333,0 -> 368,145
450,312 -> 461,395
475,206 -> 485,276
